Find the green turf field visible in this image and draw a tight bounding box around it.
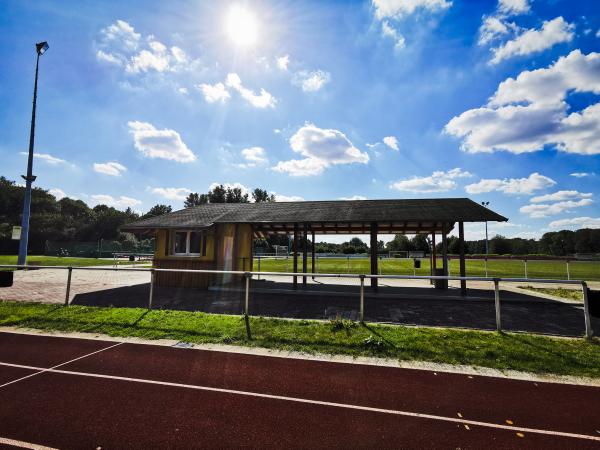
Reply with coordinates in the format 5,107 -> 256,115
253,256 -> 600,281
0,255 -> 138,267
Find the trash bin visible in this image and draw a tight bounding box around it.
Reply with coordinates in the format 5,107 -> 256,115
129,255 -> 135,262
434,268 -> 447,290
588,289 -> 600,318
414,258 -> 421,269
0,271 -> 14,287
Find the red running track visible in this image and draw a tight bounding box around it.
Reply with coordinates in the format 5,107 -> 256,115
0,331 -> 599,449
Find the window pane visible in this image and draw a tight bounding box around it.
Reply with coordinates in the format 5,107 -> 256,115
189,232 -> 202,254
174,232 -> 187,254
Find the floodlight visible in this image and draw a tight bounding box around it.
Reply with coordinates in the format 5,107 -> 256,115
36,42 -> 49,55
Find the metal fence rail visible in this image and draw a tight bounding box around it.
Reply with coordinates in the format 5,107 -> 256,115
0,264 -> 594,340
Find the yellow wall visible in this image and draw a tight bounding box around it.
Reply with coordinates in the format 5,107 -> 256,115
154,228 -> 215,262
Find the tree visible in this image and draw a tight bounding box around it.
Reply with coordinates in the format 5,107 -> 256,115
225,187 -> 249,203
142,204 -> 172,219
184,192 -> 208,208
252,188 -> 275,203
410,234 -> 429,252
385,234 -> 410,252
208,185 -> 227,203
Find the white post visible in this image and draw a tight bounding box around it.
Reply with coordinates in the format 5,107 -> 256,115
524,259 -> 528,279
257,256 -> 261,281
582,282 -> 593,340
484,258 -> 488,278
566,260 -> 571,281
148,269 -> 155,310
494,279 -> 501,332
64,267 -> 73,306
359,275 -> 365,322
244,273 -> 250,316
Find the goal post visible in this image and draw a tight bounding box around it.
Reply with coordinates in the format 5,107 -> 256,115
388,251 -> 408,259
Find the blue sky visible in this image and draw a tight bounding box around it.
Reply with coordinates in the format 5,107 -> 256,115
1,0 -> 599,242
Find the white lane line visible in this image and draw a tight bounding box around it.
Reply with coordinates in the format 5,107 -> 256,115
1,361 -> 599,443
0,342 -> 123,389
0,436 -> 58,450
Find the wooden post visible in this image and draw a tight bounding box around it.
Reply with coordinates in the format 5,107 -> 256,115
431,232 -> 436,285
370,222 -> 378,290
302,223 -> 308,287
459,221 -> 466,296
293,223 -> 298,290
311,230 -> 315,280
442,226 -> 448,278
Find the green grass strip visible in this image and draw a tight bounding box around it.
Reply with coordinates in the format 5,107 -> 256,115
1,301 -> 599,379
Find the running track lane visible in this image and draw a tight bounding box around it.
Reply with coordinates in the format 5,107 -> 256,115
0,332 -> 599,449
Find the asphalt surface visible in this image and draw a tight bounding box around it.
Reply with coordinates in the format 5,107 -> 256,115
0,332 -> 599,449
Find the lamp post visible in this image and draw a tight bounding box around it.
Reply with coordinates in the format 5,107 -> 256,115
17,41 -> 49,266
481,201 -> 490,256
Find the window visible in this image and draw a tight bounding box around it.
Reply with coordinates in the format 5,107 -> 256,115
171,230 -> 206,256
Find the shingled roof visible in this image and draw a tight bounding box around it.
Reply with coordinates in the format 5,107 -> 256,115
122,198 -> 507,234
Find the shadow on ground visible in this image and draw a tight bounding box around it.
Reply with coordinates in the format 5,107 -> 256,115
68,280 -> 598,337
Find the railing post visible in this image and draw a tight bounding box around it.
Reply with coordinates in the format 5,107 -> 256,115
347,256 -> 350,273
244,272 -> 252,340
566,260 -> 570,281
359,275 -> 365,322
484,258 -> 488,277
494,279 -> 501,332
257,256 -> 261,281
524,258 -> 528,279
148,269 -> 155,310
64,267 -> 73,306
582,281 -> 593,340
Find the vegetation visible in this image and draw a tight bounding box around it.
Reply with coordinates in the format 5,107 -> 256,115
519,286 -> 584,302
253,256 -> 600,281
183,185 -> 274,207
1,301 -> 598,378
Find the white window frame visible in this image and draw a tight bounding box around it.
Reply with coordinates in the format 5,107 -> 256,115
171,230 -> 204,256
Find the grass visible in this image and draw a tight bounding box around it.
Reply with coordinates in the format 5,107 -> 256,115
519,286 -> 584,302
0,255 -> 138,268
254,256 -> 600,281
1,301 -> 599,379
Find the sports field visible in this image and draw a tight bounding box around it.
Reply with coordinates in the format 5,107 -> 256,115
0,255 -> 138,267
253,256 -> 600,281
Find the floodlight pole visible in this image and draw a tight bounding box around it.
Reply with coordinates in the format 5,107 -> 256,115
18,43 -> 47,266
481,201 -> 490,256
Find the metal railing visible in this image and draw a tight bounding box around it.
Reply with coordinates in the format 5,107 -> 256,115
0,264 -> 594,340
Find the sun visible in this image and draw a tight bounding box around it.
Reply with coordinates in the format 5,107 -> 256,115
225,5 -> 259,47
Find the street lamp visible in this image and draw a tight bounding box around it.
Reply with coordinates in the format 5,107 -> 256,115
17,41 -> 49,266
481,201 -> 490,256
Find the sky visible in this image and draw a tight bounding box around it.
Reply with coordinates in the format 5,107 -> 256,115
1,0 -> 600,243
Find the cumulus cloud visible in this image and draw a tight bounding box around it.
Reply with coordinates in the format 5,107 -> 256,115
381,21 -> 406,49
339,195 -> 368,200
372,0 -> 452,20
20,152 -> 66,165
240,147 -> 268,167
96,20 -> 194,75
530,190 -> 592,203
478,16 -> 520,46
225,73 -> 276,108
128,121 -> 196,163
445,50 -> 600,155
273,124 -> 369,177
549,217 -> 600,229
390,168 -> 471,193
49,188 -> 66,200
292,70 -> 331,92
498,0 -> 530,15
90,194 -> 142,209
93,161 -> 127,176
465,173 -> 555,195
383,136 -> 399,151
570,172 -> 595,178
197,82 -> 230,103
519,199 -> 593,218
208,182 -> 250,198
148,187 -> 191,201
490,17 -> 574,65
274,193 -> 305,202
276,55 -> 290,71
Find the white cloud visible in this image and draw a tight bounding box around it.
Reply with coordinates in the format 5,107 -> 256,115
128,121 -> 196,163
90,194 -> 142,209
292,70 -> 331,92
597,29 -> 600,38
93,161 -> 127,176
490,17 -> 574,64
465,173 -> 556,195
225,73 -> 276,108
530,190 -> 592,203
570,172 -> 595,178
240,147 -> 268,167
498,0 -> 530,15
372,0 -> 452,20
276,55 -> 290,71
274,193 -> 305,202
197,82 -> 230,103
148,187 -> 191,201
478,17 -> 519,46
381,21 -> 406,49
20,152 -> 66,165
96,50 -> 122,65
273,123 -> 369,177
339,195 -> 368,200
549,217 -> 600,229
49,188 -> 66,200
382,136 -> 399,151
390,168 -> 471,193
445,50 -> 600,155
519,199 -> 593,218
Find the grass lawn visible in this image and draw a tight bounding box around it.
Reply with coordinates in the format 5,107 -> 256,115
254,257 -> 600,281
519,286 -> 584,302
0,255 -> 139,267
1,301 -> 599,379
